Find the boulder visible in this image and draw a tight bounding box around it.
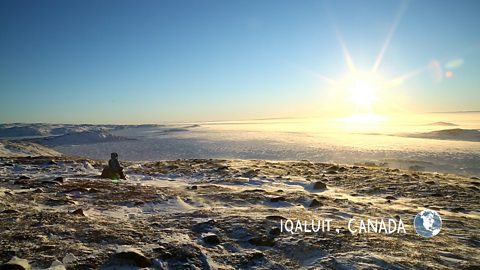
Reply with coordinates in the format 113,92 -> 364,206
1,209 -> 19,214
269,196 -> 286,203
312,181 -> 327,190
100,167 -> 125,180
69,208 -> 86,216
0,256 -> 31,270
269,227 -> 281,236
192,219 -> 216,233
242,169 -> 257,178
202,233 -> 221,245
309,198 -> 323,208
328,165 -> 340,171
62,253 -> 77,265
53,177 -> 64,183
105,247 -> 151,268
248,236 -> 275,247
48,160 -> 57,165
48,260 -> 66,270
265,215 -> 285,221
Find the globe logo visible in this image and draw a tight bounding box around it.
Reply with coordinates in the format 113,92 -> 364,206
414,209 -> 442,238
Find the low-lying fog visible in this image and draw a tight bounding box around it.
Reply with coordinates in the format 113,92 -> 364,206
43,112 -> 480,176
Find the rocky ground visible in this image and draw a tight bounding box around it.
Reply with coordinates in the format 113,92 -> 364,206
0,157 -> 479,269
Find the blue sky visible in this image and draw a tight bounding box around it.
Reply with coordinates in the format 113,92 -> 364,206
1,0 -> 479,124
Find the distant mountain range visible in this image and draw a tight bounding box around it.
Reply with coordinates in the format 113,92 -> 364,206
424,122 -> 458,126
0,123 -> 161,139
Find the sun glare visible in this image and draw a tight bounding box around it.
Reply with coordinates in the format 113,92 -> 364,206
336,71 -> 389,125
341,71 -> 383,115
349,80 -> 376,112
308,1 -> 429,126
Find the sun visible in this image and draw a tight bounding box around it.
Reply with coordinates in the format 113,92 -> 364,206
349,80 -> 376,112
305,0 -> 433,125
304,1 -> 424,122
342,71 -> 381,114
339,75 -> 386,126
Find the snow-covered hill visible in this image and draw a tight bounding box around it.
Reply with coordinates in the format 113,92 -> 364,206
36,130 -> 132,146
0,140 -> 61,157
398,128 -> 480,142
0,126 -> 47,138
0,123 -> 160,139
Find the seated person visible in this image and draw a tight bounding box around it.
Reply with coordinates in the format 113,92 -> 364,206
101,152 -> 126,179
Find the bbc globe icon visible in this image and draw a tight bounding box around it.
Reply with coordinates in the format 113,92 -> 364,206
414,209 -> 442,238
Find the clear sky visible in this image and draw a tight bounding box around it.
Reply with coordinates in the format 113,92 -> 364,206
1,0 -> 479,124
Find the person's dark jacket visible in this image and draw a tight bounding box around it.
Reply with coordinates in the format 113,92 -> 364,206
109,158 -> 121,172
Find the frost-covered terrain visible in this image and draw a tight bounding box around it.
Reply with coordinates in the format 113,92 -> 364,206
0,157 -> 479,269
0,114 -> 479,269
